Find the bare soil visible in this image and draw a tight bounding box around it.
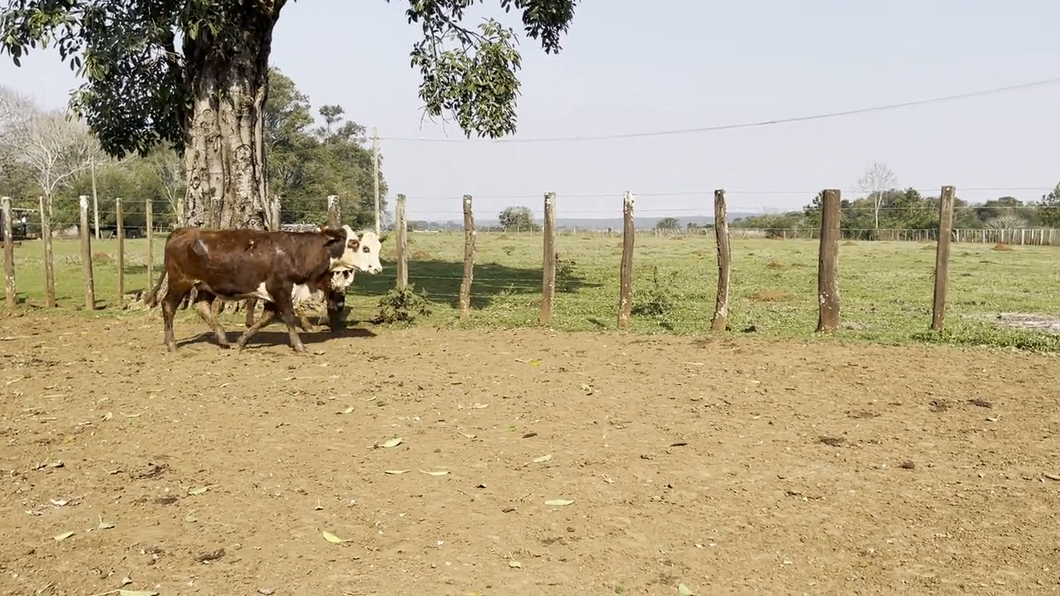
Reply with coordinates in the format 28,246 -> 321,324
1,313 -> 1059,595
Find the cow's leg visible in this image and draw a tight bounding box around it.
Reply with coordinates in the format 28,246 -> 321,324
194,293 -> 230,348
326,290 -> 346,333
244,297 -> 258,328
235,304 -> 277,351
272,283 -> 307,354
162,280 -> 192,352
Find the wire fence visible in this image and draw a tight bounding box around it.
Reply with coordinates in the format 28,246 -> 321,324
1,188 -> 1058,344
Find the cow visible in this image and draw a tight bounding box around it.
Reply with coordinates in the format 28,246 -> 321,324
145,225 -> 382,354
243,268 -> 357,333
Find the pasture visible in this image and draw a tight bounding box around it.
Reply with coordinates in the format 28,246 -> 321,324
3,231 -> 1060,348
2,232 -> 1060,594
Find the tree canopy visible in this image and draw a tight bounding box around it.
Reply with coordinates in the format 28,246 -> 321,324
498,205 -> 539,231
0,0 -> 579,161
0,68 -> 384,233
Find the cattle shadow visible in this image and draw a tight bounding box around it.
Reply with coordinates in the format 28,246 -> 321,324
349,257 -> 598,310
176,326 -> 377,349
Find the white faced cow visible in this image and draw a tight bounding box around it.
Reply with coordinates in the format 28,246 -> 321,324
146,226 -> 383,353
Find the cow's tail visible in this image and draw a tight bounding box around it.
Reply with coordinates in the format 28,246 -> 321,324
143,271 -> 166,308
143,233 -> 172,308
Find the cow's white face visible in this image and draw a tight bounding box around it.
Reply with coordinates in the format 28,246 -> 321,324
332,226 -> 383,274
331,268 -> 357,292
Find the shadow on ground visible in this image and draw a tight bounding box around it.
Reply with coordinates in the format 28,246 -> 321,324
176,326 -> 377,350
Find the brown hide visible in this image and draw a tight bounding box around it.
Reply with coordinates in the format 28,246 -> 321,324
147,226 -> 355,353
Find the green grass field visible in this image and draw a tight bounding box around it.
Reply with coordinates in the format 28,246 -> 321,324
3,231 -> 1060,350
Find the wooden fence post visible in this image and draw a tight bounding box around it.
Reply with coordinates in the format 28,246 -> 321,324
711,189 -> 731,332
540,192 -> 557,326
327,195 -> 340,228
618,191 -> 635,330
459,195 -> 476,322
816,189 -> 841,333
2,197 -> 15,308
270,197 -> 281,231
79,195 -> 95,310
39,196 -> 55,307
931,185 -> 956,332
116,197 -> 125,308
395,194 -> 408,290
146,198 -> 154,289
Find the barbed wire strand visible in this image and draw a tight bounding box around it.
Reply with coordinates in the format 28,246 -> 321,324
379,77 -> 1060,144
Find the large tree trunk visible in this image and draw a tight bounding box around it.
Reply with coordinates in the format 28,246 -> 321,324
138,4 -> 285,313
182,12 -> 277,230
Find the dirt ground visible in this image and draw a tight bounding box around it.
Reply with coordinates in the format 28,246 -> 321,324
1,313 -> 1059,596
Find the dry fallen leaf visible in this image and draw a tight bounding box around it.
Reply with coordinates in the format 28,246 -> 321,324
53,531 -> 75,542
460,432 -> 477,439
187,486 -> 212,496
97,515 -> 115,530
678,583 -> 695,596
322,530 -> 349,544
532,454 -> 552,464
384,470 -> 409,475
508,560 -> 522,568
544,499 -> 574,507
119,590 -> 159,596
420,470 -> 450,476
378,437 -> 403,448
184,511 -> 198,523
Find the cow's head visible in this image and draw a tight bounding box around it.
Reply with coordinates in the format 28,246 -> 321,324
325,226 -> 383,274
330,268 -> 357,292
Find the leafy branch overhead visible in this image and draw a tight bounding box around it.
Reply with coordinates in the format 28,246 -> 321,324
0,0 -> 578,164
397,0 -> 576,138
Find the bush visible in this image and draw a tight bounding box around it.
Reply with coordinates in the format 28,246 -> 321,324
371,284 -> 433,324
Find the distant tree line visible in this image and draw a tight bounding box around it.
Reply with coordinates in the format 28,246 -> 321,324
731,186 -> 1060,239
0,67 -> 385,234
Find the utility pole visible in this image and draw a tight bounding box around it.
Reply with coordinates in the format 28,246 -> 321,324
372,127 -> 381,235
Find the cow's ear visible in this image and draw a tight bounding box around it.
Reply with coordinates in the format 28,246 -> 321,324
324,232 -> 346,259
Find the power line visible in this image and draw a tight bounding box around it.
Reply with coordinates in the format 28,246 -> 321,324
381,76 -> 1060,144
401,186 -> 1054,201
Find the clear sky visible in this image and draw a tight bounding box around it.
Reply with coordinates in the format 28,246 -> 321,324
2,0 -> 1059,223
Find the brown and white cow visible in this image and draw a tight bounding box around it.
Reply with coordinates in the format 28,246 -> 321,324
145,225 -> 382,353
244,268 -> 357,333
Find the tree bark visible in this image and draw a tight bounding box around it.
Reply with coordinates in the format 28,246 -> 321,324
182,16 -> 276,230
138,5 -> 284,312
